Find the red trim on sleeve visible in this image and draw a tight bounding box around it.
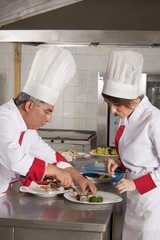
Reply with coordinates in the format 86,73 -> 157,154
24,158 -> 46,187
115,125 -> 126,172
56,152 -> 69,163
134,173 -> 157,195
19,131 -> 25,145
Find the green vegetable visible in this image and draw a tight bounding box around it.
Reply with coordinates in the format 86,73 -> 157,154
89,196 -> 103,203
96,196 -> 103,203
89,196 -> 97,203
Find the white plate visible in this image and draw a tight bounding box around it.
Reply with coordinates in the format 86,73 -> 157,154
20,182 -> 70,198
64,191 -> 122,204
90,152 -> 118,157
75,152 -> 90,158
61,152 -> 90,161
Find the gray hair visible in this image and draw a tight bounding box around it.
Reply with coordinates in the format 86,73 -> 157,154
14,92 -> 45,106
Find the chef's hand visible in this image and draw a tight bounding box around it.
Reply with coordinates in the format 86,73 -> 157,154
106,158 -> 121,174
113,179 -> 136,194
64,167 -> 97,195
45,164 -> 75,188
76,175 -> 97,195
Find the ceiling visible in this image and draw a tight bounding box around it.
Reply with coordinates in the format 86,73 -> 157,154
1,0 -> 160,47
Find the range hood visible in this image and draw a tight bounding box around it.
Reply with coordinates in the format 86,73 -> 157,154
0,29 -> 160,48
1,0 -> 160,47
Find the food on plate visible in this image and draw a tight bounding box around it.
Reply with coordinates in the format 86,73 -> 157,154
89,196 -> 103,203
76,193 -> 103,203
99,173 -> 115,179
91,147 -> 117,156
61,149 -> 80,157
36,185 -> 59,192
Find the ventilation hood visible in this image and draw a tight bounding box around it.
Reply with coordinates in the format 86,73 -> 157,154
1,0 -> 160,47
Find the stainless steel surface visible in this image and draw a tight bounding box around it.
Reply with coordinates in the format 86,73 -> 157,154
0,157 -> 125,240
0,162 -> 114,240
0,30 -> 58,43
1,1 -> 160,48
37,129 -> 97,153
147,74 -> 160,109
0,0 -> 83,27
97,74 -> 108,147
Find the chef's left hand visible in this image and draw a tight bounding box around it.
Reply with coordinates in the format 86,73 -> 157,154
113,179 -> 136,194
77,175 -> 97,195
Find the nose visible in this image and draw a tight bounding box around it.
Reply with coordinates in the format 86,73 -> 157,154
46,113 -> 52,122
110,104 -> 117,114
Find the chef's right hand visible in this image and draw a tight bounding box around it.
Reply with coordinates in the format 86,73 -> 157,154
45,164 -> 75,188
106,158 -> 121,174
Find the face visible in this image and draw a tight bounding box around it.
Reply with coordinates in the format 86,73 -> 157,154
104,99 -> 134,119
25,102 -> 54,129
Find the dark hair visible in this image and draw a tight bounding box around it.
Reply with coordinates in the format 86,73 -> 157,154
102,93 -> 136,109
14,92 -> 45,106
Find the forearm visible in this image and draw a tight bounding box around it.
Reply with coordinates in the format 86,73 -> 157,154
64,167 -> 84,182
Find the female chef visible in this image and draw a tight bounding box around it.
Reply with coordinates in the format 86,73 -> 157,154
102,50 -> 160,240
0,46 -> 97,197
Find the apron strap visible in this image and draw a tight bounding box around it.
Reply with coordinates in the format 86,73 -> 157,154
115,125 -> 126,172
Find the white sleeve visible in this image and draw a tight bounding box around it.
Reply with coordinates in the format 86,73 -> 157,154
0,117 -> 34,176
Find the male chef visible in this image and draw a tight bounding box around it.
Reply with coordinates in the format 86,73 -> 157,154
0,46 -> 97,197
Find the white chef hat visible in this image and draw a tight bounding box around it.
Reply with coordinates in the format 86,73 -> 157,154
23,46 -> 76,105
102,50 -> 144,99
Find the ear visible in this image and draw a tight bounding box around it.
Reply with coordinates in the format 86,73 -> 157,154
24,101 -> 34,112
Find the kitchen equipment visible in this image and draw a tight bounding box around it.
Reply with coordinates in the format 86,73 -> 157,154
37,129 -> 97,153
146,74 -> 160,109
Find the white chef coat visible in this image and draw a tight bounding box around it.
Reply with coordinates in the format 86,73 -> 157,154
118,95 -> 160,240
0,99 -> 72,197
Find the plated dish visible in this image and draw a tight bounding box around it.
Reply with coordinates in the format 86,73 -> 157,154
90,152 -> 118,157
64,191 -> 122,204
20,182 -> 70,197
90,147 -> 118,157
61,150 -> 90,161
83,173 -> 115,183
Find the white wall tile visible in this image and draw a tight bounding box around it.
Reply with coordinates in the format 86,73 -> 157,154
86,119 -> 97,131
75,102 -> 87,118
0,54 -> 8,69
53,102 -> 63,118
75,55 -> 88,71
87,103 -> 98,119
51,118 -> 64,129
64,102 -> 75,118
63,86 -> 75,102
64,118 -> 75,129
0,70 -> 8,84
87,71 -> 98,87
88,55 -> 100,71
87,87 -> 98,103
76,86 -> 87,102
75,118 -> 86,130
76,71 -> 87,86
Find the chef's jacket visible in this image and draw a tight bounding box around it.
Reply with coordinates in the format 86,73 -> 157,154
0,99 -> 72,197
116,95 -> 160,240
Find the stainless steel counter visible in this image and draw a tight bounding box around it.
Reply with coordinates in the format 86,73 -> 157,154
0,157 -> 124,240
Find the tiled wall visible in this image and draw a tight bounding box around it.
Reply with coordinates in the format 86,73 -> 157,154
0,43 -> 160,131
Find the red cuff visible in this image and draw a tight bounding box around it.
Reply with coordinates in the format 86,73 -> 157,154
134,173 -> 157,195
55,152 -> 69,164
24,158 -> 45,187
